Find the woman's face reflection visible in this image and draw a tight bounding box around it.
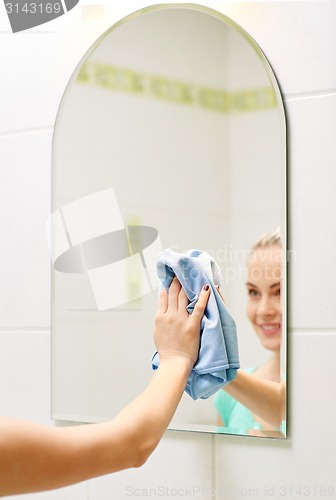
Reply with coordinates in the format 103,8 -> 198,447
246,245 -> 282,353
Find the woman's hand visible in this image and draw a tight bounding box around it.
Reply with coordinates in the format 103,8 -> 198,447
154,278 -> 210,371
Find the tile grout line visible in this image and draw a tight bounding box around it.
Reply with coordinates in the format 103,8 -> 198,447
284,89 -> 336,101
2,328 -> 336,335
0,327 -> 50,333
0,126 -> 54,138
289,329 -> 336,335
212,434 -> 217,500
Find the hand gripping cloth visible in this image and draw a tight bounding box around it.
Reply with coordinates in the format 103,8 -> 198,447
152,248 -> 240,400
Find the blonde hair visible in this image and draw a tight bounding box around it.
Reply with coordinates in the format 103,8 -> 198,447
251,228 -> 282,252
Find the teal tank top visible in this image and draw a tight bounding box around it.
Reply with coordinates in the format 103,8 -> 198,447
213,368 -> 286,435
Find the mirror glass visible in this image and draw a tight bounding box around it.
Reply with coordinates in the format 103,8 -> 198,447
51,4 -> 286,438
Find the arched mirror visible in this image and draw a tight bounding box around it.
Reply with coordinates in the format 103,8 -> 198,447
51,4 -> 287,438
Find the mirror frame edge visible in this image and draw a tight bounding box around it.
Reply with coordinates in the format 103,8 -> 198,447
50,1 -> 288,440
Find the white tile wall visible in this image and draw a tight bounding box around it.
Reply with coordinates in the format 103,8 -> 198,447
10,484 -> 88,500
1,1 -> 336,500
89,432 -> 214,500
0,32 -> 62,133
220,1 -> 336,96
0,131 -> 52,328
285,93 -> 336,329
0,331 -> 51,422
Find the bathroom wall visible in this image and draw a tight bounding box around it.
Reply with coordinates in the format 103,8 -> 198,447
1,1 -> 336,499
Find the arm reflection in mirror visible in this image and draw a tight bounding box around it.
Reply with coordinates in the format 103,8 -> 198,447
214,229 -> 285,433
219,367 -> 285,429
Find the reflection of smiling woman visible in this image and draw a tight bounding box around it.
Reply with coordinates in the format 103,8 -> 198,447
214,229 -> 284,433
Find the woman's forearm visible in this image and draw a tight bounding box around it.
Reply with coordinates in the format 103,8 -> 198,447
63,357 -> 192,478
0,358 -> 190,496
224,371 -> 285,428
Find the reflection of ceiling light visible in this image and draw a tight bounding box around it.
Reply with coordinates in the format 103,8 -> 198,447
48,188 -> 162,310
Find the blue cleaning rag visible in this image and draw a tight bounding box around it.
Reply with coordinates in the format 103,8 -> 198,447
152,248 -> 240,400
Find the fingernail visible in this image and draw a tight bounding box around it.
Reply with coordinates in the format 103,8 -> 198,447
203,284 -> 210,291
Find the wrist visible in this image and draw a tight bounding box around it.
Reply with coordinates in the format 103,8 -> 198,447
158,355 -> 193,379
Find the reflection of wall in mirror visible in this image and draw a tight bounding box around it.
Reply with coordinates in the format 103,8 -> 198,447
222,25 -> 282,370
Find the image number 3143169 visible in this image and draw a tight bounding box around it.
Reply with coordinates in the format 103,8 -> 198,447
4,0 -> 80,33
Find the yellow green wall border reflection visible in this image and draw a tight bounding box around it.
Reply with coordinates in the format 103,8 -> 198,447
76,61 -> 276,114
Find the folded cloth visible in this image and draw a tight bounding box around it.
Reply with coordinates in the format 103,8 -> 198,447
152,248 -> 240,400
